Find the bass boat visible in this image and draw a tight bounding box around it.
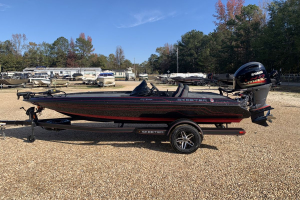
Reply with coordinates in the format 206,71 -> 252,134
17,62 -> 274,127
4,62 -> 275,154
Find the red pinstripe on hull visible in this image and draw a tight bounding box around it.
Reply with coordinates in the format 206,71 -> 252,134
59,110 -> 243,123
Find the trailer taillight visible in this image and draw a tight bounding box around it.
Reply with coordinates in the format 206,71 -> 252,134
239,130 -> 246,135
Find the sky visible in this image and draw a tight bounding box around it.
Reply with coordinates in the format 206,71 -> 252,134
0,0 -> 261,64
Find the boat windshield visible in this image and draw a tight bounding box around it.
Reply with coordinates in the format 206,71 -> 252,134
130,80 -> 151,96
99,73 -> 114,77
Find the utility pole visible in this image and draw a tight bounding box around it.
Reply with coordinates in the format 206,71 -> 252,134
177,47 -> 179,73
134,58 -> 136,76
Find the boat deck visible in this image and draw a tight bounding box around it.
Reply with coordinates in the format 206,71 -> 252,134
51,91 -> 230,100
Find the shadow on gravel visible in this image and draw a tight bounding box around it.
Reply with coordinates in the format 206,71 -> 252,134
3,122 -> 218,153
200,144 -> 218,150
283,105 -> 300,108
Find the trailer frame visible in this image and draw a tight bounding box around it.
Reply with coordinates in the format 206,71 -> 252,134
1,107 -> 246,154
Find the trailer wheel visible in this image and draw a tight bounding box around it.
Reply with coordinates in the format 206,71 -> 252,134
196,81 -> 205,86
27,135 -> 36,143
169,125 -> 202,154
99,82 -> 104,87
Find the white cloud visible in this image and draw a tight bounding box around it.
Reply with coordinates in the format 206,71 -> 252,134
0,3 -> 10,11
118,10 -> 176,28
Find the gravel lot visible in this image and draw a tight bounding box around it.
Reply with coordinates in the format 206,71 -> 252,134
0,81 -> 300,199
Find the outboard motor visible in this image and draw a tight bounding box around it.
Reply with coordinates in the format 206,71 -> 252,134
207,73 -> 213,79
269,70 -> 281,87
233,62 -> 275,126
269,70 -> 278,79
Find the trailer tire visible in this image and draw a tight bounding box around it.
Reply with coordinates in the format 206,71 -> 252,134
169,125 -> 202,154
196,81 -> 204,86
99,82 -> 104,87
27,135 -> 36,143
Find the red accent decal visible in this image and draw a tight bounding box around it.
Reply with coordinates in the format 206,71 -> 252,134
251,105 -> 271,111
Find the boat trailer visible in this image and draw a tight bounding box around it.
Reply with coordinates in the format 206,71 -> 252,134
1,107 -> 246,154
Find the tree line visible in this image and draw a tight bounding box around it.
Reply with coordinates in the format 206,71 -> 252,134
1,0 -> 300,74
145,0 -> 300,74
0,33 -> 133,72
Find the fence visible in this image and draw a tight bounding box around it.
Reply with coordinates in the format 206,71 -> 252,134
280,74 -> 300,83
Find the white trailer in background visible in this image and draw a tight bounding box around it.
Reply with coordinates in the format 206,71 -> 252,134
23,67 -> 102,79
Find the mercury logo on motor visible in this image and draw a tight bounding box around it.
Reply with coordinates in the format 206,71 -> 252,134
251,70 -> 263,76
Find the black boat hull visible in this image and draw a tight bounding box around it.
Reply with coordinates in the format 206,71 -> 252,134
26,95 -> 251,124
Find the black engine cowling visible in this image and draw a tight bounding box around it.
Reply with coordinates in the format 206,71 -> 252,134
234,62 -> 271,90
233,62 -> 274,126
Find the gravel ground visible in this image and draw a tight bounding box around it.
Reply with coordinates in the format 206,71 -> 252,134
0,81 -> 300,199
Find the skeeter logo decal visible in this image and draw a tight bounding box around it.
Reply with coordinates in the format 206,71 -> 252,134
177,98 -> 208,102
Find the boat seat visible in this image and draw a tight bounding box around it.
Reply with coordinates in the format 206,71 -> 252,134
172,83 -> 184,97
179,84 -> 189,97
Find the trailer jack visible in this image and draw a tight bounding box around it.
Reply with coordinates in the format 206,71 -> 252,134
22,107 -> 39,143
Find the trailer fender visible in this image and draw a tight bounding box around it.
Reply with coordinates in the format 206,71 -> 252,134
167,118 -> 203,139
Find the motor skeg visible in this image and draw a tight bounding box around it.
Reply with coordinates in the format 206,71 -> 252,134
233,62 -> 274,126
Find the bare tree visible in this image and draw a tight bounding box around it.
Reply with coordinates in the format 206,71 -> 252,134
11,33 -> 27,55
258,0 -> 269,24
115,46 -> 125,69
